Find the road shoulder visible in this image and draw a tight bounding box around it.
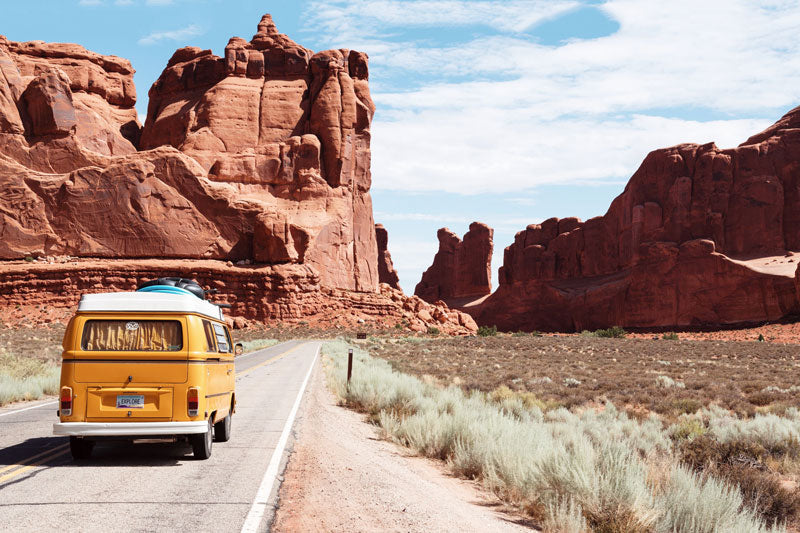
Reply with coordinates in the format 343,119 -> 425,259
271,359 -> 532,533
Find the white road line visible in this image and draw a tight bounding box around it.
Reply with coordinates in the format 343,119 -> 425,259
0,400 -> 58,419
240,343 -> 319,533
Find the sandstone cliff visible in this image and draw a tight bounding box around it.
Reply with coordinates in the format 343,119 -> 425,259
415,222 -> 493,304
0,15 -> 376,292
476,107 -> 800,331
0,15 -> 475,334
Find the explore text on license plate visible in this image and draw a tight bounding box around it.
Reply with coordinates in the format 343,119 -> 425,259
116,394 -> 145,409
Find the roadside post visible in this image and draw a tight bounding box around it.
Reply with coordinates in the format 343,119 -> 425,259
347,348 -> 354,387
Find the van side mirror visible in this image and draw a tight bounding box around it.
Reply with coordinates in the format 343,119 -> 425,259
234,343 -> 243,356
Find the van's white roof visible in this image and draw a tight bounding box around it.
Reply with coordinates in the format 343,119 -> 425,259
78,292 -> 224,321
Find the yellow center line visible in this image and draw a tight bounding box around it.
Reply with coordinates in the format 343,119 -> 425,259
0,447 -> 70,485
236,342 -> 308,379
0,443 -> 69,476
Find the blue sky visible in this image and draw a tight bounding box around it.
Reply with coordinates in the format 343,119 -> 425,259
4,1 -> 800,293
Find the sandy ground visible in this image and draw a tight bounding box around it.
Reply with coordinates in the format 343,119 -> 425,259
272,364 -> 533,533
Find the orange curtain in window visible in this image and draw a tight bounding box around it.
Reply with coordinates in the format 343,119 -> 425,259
82,320 -> 182,351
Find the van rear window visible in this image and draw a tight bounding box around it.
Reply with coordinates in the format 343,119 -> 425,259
81,320 -> 183,351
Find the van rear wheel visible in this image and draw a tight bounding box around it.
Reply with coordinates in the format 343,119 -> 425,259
69,437 -> 94,460
214,406 -> 232,442
191,418 -> 213,459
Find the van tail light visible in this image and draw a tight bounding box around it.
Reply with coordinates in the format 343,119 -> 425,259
60,387 -> 73,416
187,387 -> 199,417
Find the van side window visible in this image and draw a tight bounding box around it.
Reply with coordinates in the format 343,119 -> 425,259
224,326 -> 233,354
202,320 -> 217,352
212,323 -> 230,353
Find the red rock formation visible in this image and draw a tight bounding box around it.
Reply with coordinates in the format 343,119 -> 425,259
0,259 -> 477,334
0,16 -> 475,336
0,15 -> 378,293
375,224 -> 400,290
477,107 -> 800,331
415,222 -> 493,304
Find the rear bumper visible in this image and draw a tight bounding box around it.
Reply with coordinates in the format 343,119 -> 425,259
53,421 -> 207,437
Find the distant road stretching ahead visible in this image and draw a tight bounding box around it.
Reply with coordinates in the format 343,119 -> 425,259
0,340 -> 320,532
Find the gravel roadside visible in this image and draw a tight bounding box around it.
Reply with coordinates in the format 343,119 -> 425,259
272,362 -> 533,532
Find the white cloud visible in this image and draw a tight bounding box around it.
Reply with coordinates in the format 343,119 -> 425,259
138,24 -> 203,46
372,113 -> 771,194
306,0 -> 578,39
115,0 -> 134,5
374,211 -> 474,223
78,0 -> 103,5
302,0 -> 800,194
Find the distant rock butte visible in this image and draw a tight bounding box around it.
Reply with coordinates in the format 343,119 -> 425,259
375,224 -> 400,290
415,222 -> 493,305
473,107 -> 800,331
0,16 -> 475,334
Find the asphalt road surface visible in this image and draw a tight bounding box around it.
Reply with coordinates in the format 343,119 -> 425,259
0,340 -> 320,532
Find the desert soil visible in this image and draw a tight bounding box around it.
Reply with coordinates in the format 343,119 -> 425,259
272,362 -> 532,533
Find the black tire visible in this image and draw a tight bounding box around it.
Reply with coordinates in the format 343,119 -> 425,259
191,418 -> 213,459
69,437 -> 94,460
214,405 -> 232,443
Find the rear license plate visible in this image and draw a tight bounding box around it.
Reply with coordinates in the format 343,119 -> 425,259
116,394 -> 145,409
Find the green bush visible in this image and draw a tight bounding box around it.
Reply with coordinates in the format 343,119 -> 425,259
477,325 -> 497,337
662,332 -> 679,340
426,326 -> 440,336
594,326 -> 627,338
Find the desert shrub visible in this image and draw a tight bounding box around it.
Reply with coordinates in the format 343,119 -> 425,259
657,375 -> 686,389
489,385 -> 560,412
654,466 -> 780,533
672,398 -> 703,415
563,377 -> 582,388
238,338 -> 278,353
0,348 -> 61,405
671,418 -> 707,441
323,341 -> 782,532
678,435 -> 799,526
542,497 -> 589,532
477,325 -> 497,337
394,322 -> 403,330
426,326 -> 440,336
662,332 -> 679,340
748,391 -> 777,406
0,370 -> 61,405
722,465 -> 800,526
531,330 -> 543,337
700,406 -> 800,457
512,331 -> 528,337
593,326 -> 626,338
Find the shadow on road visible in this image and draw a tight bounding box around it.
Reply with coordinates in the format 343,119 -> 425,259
0,436 -> 67,466
0,436 -> 196,469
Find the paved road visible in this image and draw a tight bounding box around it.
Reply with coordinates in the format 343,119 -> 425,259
0,340 -> 320,532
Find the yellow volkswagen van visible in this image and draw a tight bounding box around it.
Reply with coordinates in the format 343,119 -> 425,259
53,278 -> 235,460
